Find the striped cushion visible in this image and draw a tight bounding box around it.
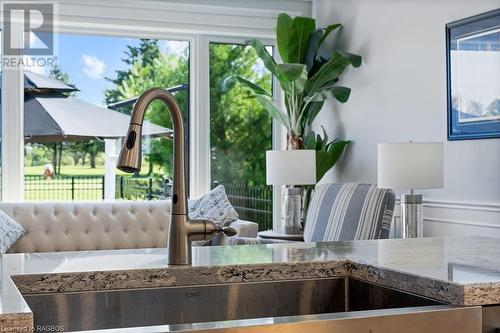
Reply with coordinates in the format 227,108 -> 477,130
304,183 -> 395,242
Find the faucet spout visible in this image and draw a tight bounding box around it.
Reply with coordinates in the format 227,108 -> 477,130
117,88 -> 229,265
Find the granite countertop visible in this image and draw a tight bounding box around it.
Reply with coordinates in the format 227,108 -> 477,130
2,236 -> 500,330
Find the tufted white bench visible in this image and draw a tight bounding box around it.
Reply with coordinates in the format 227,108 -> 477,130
1,201 -> 258,253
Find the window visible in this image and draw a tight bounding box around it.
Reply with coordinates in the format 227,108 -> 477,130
209,42 -> 273,230
0,1 -> 312,232
22,33 -> 189,201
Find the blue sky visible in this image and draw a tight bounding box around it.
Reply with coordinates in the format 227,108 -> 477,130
25,33 -> 188,106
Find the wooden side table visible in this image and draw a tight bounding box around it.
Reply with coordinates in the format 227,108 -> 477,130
257,230 -> 304,242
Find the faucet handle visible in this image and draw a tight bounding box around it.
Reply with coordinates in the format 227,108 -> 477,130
217,226 -> 238,237
193,219 -> 238,239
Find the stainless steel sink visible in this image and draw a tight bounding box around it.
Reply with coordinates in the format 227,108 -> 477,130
23,277 -> 481,333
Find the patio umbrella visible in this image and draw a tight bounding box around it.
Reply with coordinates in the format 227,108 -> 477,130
24,93 -> 171,143
0,71 -> 172,142
23,70 -> 79,93
0,71 -> 175,200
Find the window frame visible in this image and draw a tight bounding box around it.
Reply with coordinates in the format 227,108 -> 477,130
1,0 -> 305,230
203,35 -> 284,231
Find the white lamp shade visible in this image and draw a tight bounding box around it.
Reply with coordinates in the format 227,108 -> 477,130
378,142 -> 444,189
266,150 -> 316,185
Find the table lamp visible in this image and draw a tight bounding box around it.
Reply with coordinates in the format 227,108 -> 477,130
266,150 -> 316,234
377,142 -> 444,238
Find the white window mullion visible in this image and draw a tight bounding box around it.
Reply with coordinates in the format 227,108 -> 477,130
273,82 -> 286,231
189,35 -> 211,198
1,20 -> 25,201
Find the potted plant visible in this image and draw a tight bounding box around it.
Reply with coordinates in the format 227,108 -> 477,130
223,13 -> 362,183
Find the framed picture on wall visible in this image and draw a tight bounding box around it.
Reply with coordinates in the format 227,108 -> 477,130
446,8 -> 500,140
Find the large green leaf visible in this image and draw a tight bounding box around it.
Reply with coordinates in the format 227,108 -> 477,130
252,94 -> 292,131
221,75 -> 271,97
337,51 -> 362,68
303,101 -> 324,128
315,133 -> 323,150
315,140 -> 350,182
304,131 -> 316,149
328,86 -> 351,103
248,40 -> 280,78
305,24 -> 342,73
276,63 -> 306,81
277,63 -> 308,92
326,139 -> 350,166
249,39 -> 292,92
320,127 -> 329,149
306,50 -> 362,96
306,85 -> 351,103
288,16 -> 316,64
304,29 -> 323,71
319,23 -> 342,46
309,56 -> 329,78
276,13 -> 293,63
305,51 -> 352,95
316,150 -> 334,182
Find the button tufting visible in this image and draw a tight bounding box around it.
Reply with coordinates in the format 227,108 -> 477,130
8,201 -> 182,253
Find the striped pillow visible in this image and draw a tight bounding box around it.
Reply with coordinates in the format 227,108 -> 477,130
304,183 -> 395,242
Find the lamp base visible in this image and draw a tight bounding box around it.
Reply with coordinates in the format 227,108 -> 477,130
281,187 -> 303,234
401,193 -> 423,238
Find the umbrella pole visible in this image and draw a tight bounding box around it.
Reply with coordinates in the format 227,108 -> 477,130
52,144 -> 58,175
57,143 -> 63,174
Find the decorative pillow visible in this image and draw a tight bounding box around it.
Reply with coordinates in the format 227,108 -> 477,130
189,185 -> 239,227
0,210 -> 25,254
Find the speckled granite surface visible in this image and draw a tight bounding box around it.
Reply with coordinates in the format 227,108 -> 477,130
2,236 -> 500,331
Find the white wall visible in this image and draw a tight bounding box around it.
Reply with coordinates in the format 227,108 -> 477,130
313,0 -> 500,237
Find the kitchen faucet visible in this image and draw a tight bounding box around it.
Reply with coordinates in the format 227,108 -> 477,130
117,88 -> 236,265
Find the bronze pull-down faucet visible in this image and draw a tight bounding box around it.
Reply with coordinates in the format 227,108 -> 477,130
117,88 -> 236,265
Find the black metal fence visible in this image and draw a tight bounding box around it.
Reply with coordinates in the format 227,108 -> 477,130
116,176 -> 171,200
25,175 -> 105,201
23,175 -> 163,201
23,176 -> 273,231
216,183 -> 273,231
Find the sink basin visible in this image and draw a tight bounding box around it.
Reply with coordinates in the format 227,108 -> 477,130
23,277 -> 481,332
